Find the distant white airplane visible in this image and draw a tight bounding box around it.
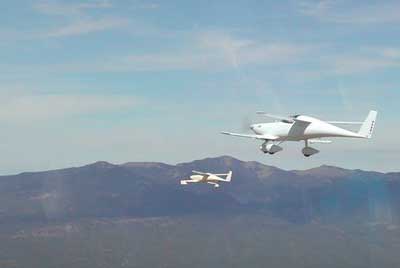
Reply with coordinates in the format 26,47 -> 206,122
222,110 -> 377,157
180,170 -> 233,188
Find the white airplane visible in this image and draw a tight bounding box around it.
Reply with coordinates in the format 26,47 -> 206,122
221,110 -> 377,157
180,170 -> 233,188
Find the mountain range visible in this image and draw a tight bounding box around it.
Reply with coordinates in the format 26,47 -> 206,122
0,155 -> 398,225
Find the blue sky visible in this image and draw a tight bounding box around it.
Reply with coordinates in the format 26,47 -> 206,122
0,0 -> 399,174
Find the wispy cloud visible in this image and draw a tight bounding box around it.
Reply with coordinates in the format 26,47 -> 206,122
34,1 -> 112,17
138,3 -> 160,10
379,48 -> 400,59
92,31 -> 311,72
298,0 -> 333,18
0,93 -> 138,124
198,31 -> 310,67
298,1 -> 400,24
327,46 -> 400,74
332,56 -> 398,74
44,17 -> 129,37
34,1 -> 129,37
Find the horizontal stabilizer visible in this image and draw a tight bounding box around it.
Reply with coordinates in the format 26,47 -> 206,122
327,121 -> 363,125
309,139 -> 332,144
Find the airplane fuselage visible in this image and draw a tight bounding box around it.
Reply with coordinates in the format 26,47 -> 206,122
221,110 -> 377,157
189,174 -> 222,183
181,171 -> 232,188
250,115 -> 363,141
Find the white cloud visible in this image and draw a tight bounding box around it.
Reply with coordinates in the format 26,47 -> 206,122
380,48 -> 400,59
299,1 -> 400,24
34,1 -> 130,38
45,17 -> 129,37
139,3 -> 160,10
197,31 -> 254,68
0,93 -> 138,124
197,31 -> 309,67
34,1 -> 112,17
298,0 -> 333,18
332,56 -> 398,74
96,32 -> 310,71
327,46 -> 400,74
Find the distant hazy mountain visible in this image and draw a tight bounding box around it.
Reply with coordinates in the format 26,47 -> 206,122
0,156 -> 398,224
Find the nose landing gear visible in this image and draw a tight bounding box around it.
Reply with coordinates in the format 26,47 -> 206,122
260,141 -> 283,154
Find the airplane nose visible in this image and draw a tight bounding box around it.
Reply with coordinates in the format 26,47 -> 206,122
250,124 -> 255,130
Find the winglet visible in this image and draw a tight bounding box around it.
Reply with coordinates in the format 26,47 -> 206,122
358,110 -> 377,139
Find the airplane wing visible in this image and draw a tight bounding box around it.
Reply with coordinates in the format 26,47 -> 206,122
212,171 -> 232,176
256,112 -> 312,124
256,112 -> 294,123
192,170 -> 211,176
221,132 -> 278,140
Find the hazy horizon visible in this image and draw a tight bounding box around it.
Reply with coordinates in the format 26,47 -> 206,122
0,154 -> 396,176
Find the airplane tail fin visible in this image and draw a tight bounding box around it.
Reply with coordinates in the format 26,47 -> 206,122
225,171 -> 232,182
358,110 -> 377,139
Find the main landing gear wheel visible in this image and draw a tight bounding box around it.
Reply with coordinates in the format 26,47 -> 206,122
302,140 -> 319,157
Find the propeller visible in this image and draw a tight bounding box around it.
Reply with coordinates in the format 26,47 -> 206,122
241,114 -> 255,132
